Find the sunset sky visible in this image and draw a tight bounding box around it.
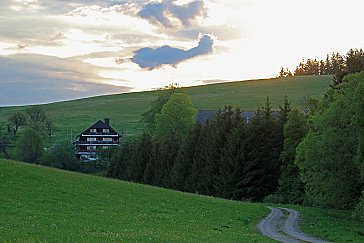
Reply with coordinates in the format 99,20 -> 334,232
1,0 -> 363,106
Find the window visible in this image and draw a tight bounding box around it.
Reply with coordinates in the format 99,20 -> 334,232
87,137 -> 96,141
103,129 -> 109,133
103,137 -> 112,141
90,128 -> 97,133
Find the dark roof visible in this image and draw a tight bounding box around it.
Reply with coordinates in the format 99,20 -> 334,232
77,119 -> 121,138
196,110 -> 277,124
90,120 -> 111,129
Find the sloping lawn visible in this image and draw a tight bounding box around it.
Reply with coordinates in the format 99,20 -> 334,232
0,159 -> 273,242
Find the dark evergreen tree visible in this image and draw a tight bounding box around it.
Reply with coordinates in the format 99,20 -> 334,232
243,98 -> 282,201
126,133 -> 153,183
143,141 -> 161,186
346,48 -> 364,75
216,116 -> 247,200
107,142 -> 136,180
170,123 -> 202,191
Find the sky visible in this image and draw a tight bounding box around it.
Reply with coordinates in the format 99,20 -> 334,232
0,0 -> 363,106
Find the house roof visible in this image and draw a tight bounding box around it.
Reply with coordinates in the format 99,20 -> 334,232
196,110 -> 277,124
76,119 -> 121,138
90,120 -> 111,129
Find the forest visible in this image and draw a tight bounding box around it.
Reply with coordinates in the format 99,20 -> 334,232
108,48 -> 364,220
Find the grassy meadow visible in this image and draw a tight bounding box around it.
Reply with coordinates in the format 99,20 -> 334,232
291,205 -> 364,242
0,159 -> 273,242
1,159 -> 363,242
0,75 -> 332,145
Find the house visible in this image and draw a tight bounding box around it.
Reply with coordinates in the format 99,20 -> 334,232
74,118 -> 121,161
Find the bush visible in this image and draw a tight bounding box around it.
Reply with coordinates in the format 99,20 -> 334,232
353,191 -> 364,221
40,144 -> 82,172
263,194 -> 285,204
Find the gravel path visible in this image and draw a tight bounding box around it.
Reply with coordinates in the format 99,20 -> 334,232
257,206 -> 331,243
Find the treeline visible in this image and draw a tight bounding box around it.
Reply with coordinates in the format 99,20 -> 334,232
0,106 -> 86,172
108,70 -> 364,220
107,90 -> 291,201
279,48 -> 364,83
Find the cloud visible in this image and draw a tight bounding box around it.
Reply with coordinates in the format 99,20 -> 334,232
0,54 -> 132,106
138,0 -> 206,28
131,34 -> 214,69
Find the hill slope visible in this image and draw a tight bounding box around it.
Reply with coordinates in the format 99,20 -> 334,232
0,75 -> 332,144
0,159 -> 273,242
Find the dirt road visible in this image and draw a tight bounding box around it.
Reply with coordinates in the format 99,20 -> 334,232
257,206 -> 331,243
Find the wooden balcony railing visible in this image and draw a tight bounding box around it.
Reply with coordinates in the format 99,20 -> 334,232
75,140 -> 119,145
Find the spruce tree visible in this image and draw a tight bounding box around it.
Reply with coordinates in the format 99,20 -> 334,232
170,123 -> 201,191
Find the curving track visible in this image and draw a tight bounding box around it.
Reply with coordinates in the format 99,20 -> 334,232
257,207 -> 331,243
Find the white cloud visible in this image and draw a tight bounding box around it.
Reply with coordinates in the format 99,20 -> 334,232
1,0 -> 364,106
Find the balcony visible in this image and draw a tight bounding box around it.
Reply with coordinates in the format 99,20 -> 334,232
75,140 -> 119,145
82,132 -> 119,137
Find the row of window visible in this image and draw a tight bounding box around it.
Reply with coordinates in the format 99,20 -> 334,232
87,146 -> 109,151
86,137 -> 113,142
89,128 -> 109,133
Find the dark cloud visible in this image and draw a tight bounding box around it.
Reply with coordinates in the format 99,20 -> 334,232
131,34 -> 214,69
138,0 -> 206,27
0,54 -> 132,106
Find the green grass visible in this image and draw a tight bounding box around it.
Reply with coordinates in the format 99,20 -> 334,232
0,159 -> 273,242
288,205 -> 364,242
0,75 -> 332,145
1,160 -> 363,242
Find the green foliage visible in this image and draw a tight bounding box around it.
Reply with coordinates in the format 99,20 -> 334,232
108,97 -> 290,202
296,72 -> 364,209
17,128 -> 44,163
262,194 -> 285,204
242,98 -> 282,201
140,84 -> 179,134
0,125 -> 10,159
353,75 -> 364,179
290,48 -> 364,87
154,93 -> 197,139
40,144 -> 81,171
7,112 -> 26,137
26,106 -> 48,133
276,109 -> 308,204
353,191 -> 364,221
170,123 -> 201,191
126,133 -> 153,183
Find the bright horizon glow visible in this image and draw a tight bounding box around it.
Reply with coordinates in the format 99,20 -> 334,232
0,0 -> 363,106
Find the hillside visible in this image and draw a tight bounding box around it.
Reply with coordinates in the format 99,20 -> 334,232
1,159 -> 363,242
0,75 -> 332,144
0,159 -> 273,242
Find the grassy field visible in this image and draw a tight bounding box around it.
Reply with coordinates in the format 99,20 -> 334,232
1,159 -> 363,242
290,205 -> 364,242
0,75 -> 332,145
0,159 -> 273,242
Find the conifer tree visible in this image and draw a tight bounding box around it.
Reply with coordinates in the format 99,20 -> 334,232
170,123 -> 202,191
217,114 -> 247,200
126,133 -> 153,183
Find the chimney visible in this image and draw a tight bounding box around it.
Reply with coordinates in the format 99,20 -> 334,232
104,117 -> 110,126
